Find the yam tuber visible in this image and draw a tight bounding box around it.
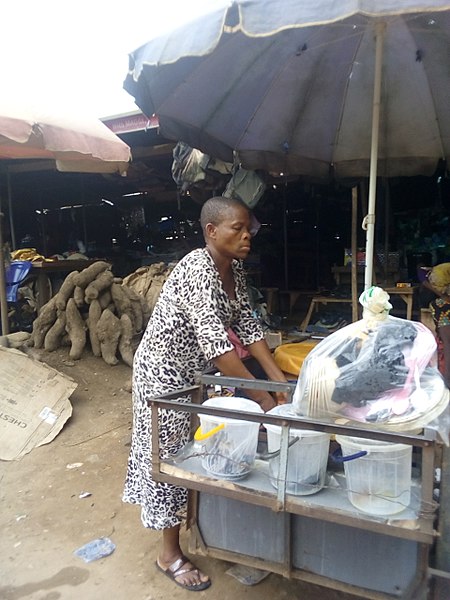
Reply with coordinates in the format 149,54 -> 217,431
110,283 -> 134,325
118,314 -> 134,367
122,285 -> 144,333
87,300 -> 102,357
30,296 -> 58,349
97,308 -> 121,366
60,333 -> 71,347
55,271 -> 79,311
106,302 -> 116,314
65,298 -> 87,360
98,289 -> 112,310
84,270 -> 114,302
73,285 -> 85,307
140,295 -> 151,328
44,310 -> 67,351
73,261 -> 111,289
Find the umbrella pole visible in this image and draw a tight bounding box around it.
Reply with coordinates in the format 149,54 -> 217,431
7,170 -> 16,250
364,21 -> 385,290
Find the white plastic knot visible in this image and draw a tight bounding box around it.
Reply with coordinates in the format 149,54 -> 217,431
359,286 -> 392,323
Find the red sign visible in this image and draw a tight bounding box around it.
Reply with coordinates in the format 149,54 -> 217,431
103,112 -> 159,134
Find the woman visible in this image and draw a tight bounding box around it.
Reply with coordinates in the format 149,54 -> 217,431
421,262 -> 450,387
123,196 -> 287,591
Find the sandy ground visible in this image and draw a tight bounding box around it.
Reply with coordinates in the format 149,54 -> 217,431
0,346 -> 360,600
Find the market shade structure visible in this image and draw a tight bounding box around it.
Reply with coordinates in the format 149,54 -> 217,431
0,101 -> 132,335
0,102 -> 131,174
124,0 -> 450,288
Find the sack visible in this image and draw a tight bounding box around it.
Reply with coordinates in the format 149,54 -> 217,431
172,142 -> 207,191
171,141 -> 232,192
223,167 -> 266,208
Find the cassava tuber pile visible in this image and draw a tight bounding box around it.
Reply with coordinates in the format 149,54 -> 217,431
28,260 -> 172,367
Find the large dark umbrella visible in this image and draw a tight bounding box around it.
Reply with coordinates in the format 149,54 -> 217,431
0,100 -> 132,335
124,0 -> 450,289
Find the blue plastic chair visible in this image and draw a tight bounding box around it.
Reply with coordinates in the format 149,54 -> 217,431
3,260 -> 34,333
6,260 -> 33,302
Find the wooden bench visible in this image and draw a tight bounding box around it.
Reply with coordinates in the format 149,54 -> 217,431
260,287 -> 279,314
300,296 -> 353,331
279,290 -> 317,316
301,287 -> 419,332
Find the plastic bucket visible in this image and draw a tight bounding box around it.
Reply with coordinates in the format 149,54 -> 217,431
199,397 -> 263,479
335,435 -> 412,515
264,404 -> 330,495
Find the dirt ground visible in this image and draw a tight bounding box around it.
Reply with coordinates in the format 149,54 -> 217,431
0,346 -> 361,600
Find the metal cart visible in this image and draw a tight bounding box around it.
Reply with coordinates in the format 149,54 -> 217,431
149,375 -> 449,599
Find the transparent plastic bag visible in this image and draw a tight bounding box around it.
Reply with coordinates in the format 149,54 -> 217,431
293,304 -> 449,438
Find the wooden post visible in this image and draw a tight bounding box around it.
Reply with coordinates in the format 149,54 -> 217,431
0,210 -> 9,335
351,187 -> 358,322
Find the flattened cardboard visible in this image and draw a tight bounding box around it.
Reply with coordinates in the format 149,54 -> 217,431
0,347 -> 77,460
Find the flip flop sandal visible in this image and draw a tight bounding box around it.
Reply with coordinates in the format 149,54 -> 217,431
156,555 -> 211,592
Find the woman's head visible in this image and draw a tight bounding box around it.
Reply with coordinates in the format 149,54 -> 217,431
200,196 -> 249,230
200,196 -> 253,260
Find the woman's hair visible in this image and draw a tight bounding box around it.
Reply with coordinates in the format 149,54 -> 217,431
200,196 -> 249,232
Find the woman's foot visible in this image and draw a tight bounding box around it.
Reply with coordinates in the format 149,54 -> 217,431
156,554 -> 211,591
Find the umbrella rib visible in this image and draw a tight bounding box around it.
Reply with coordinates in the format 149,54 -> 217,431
409,36 -> 447,161
331,30 -> 365,168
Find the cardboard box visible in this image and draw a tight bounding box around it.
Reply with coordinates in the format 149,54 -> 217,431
0,347 -> 77,460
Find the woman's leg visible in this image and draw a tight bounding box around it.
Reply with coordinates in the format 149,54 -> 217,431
157,525 -> 210,587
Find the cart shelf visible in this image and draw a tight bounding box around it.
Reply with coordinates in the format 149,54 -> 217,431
159,457 -> 436,544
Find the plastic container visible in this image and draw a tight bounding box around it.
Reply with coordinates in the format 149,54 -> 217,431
273,341 -> 319,377
335,435 -> 412,515
199,397 -> 263,479
264,404 -> 330,495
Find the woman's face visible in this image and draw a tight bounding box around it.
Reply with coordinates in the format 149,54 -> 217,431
207,204 -> 252,260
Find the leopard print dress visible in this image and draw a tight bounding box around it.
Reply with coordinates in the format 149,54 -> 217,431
123,247 -> 264,530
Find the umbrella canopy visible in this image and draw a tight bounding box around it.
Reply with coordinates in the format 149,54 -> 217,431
0,100 -> 132,335
0,101 -> 131,175
124,0 -> 450,288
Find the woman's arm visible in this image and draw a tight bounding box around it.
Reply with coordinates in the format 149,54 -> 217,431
247,338 -> 286,382
247,338 -> 289,404
212,349 -> 277,412
423,278 -> 450,301
213,338 -> 288,411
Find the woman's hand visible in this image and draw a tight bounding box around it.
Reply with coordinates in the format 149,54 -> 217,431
247,389 -> 276,412
273,390 -> 289,405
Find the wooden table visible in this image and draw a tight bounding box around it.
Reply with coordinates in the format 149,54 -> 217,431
31,259 -> 102,312
331,265 -> 399,286
300,296 -> 353,331
300,286 -> 418,331
384,286 -> 418,321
